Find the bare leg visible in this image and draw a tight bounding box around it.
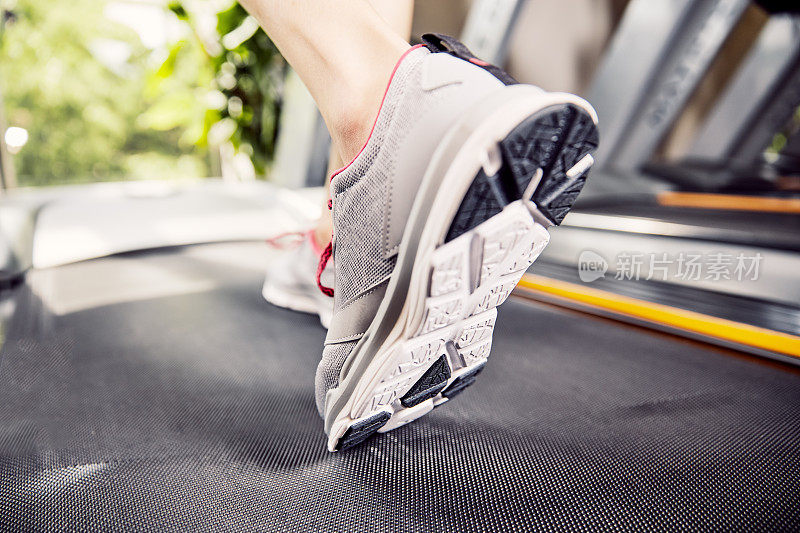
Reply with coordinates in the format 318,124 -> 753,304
240,0 -> 412,164
268,0 -> 414,250
312,146 -> 340,251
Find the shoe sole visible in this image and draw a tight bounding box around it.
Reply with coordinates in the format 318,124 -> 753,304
325,88 -> 598,451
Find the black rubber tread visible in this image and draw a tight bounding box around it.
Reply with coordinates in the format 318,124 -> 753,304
442,362 -> 486,399
335,411 -> 391,451
445,169 -> 506,242
400,355 -> 452,408
445,104 -> 598,242
522,106 -> 599,224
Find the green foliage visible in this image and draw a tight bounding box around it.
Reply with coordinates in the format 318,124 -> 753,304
147,1 -> 284,174
0,0 -> 208,186
0,0 -> 284,186
766,105 -> 800,156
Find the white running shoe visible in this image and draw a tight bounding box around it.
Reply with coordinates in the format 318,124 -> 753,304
262,231 -> 333,329
316,34 -> 599,451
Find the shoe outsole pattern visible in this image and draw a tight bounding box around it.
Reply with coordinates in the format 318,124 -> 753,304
446,103 -> 599,241
333,104 -> 598,451
335,411 -> 392,451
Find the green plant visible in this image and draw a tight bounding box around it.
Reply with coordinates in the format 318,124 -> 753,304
145,1 -> 285,175
0,0 -> 201,185
0,0 -> 284,186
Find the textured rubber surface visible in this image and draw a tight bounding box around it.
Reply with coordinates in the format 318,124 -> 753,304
337,202 -> 551,449
335,411 -> 391,451
400,354 -> 451,407
446,104 -> 598,242
442,362 -> 485,399
1,243 -> 799,530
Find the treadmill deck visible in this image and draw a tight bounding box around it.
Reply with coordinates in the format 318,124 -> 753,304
0,242 -> 798,530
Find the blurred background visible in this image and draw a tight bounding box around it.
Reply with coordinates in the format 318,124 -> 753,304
0,0 -> 796,189
0,0 -> 616,187
0,0 -> 799,360
0,0 -> 282,186
1,3 -> 800,528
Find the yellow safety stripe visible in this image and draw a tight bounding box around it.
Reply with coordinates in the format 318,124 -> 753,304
657,192 -> 800,214
516,273 -> 800,358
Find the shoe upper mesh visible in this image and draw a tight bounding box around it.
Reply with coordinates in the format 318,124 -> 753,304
330,48 -> 433,310
315,340 -> 358,415
321,47 -> 497,406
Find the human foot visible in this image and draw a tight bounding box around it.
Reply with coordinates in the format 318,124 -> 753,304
316,35 -> 599,451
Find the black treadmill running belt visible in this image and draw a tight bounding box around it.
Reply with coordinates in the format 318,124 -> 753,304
0,243 -> 798,531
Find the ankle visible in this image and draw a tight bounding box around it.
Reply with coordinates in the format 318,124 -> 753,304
330,101 -> 376,165
311,223 -> 331,252
328,43 -> 412,165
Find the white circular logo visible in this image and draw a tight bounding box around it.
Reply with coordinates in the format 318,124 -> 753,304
578,250 -> 608,283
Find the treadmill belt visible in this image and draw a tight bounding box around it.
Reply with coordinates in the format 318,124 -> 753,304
0,243 -> 798,531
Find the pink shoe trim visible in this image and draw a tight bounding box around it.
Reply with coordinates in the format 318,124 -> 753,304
329,43 -> 426,183
265,231 -> 306,250
468,57 -> 490,67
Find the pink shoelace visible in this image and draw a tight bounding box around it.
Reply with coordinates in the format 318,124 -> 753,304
316,241 -> 334,297
264,229 -> 333,297
312,46 -> 426,299
316,198 -> 334,297
264,231 -> 306,250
